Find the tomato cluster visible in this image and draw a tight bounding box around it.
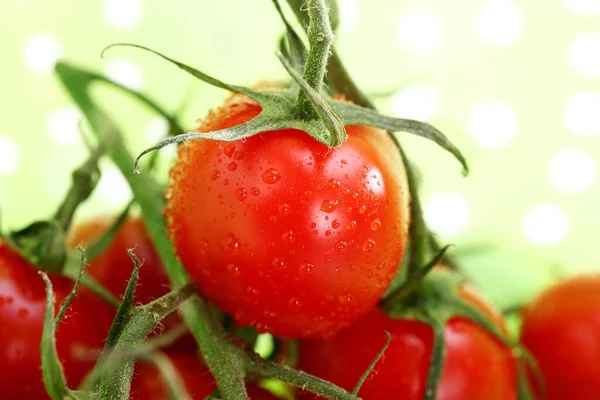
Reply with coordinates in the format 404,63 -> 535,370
3,86 -> 600,399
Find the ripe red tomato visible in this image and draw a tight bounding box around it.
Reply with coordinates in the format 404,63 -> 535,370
130,352 -> 277,399
520,274 -> 600,400
69,216 -> 195,351
69,216 -> 169,304
296,286 -> 517,399
0,240 -> 114,399
165,93 -> 409,338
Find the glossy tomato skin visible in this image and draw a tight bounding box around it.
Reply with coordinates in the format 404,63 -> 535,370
69,216 -> 196,351
0,241 -> 114,399
166,93 -> 409,338
130,353 -> 277,399
297,289 -> 517,400
68,216 -> 169,304
520,275 -> 600,400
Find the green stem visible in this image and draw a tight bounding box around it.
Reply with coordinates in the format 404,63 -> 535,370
53,146 -> 103,232
296,0 -> 334,118
246,358 -> 360,400
96,284 -> 194,399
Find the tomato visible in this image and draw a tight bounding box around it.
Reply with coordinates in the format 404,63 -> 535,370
69,216 -> 195,351
296,286 -> 517,399
0,240 -> 114,399
68,216 -> 169,304
130,352 -> 277,399
165,93 -> 409,338
520,274 -> 600,400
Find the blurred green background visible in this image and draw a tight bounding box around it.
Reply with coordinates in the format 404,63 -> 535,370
1,0 -> 599,310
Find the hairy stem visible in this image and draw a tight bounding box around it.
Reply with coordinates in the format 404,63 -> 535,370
296,0 -> 334,118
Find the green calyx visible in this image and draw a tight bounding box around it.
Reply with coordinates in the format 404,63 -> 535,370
100,44 -> 467,175
384,268 -> 539,400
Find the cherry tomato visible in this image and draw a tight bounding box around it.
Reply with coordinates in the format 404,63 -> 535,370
520,274 -> 600,400
165,93 -> 409,338
130,352 -> 277,399
0,240 -> 114,399
297,286 -> 517,399
69,216 -> 195,351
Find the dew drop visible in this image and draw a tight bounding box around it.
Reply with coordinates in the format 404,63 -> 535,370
250,187 -> 260,196
367,269 -> 374,278
201,269 -> 211,277
222,233 -> 241,253
288,297 -> 302,310
200,239 -> 209,248
346,220 -> 357,231
278,203 -> 291,214
210,170 -> 220,181
230,212 -> 236,218
228,161 -> 238,171
226,263 -> 240,277
310,222 -> 317,229
328,179 -> 341,189
223,178 -> 229,186
224,144 -> 235,158
362,239 -> 376,252
18,308 -> 29,319
341,159 -> 348,164
334,240 -> 348,251
320,200 -> 338,213
331,219 -> 340,229
338,293 -> 354,305
377,261 -> 386,270
349,264 -> 356,271
235,187 -> 247,201
233,150 -> 246,160
325,230 -> 332,237
272,257 -> 287,268
282,230 -> 295,242
262,168 -> 281,184
359,205 -> 367,214
370,218 -> 382,231
299,262 -> 315,275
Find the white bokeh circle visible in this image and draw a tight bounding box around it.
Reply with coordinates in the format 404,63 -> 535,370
397,10 -> 443,54
391,84 -> 438,121
548,148 -> 597,194
47,108 -> 82,146
0,135 -> 20,175
105,0 -> 143,29
468,100 -> 518,148
568,32 -> 600,78
23,33 -> 62,74
563,92 -> 600,136
105,60 -> 144,90
523,204 -> 570,246
424,192 -> 471,235
474,0 -> 524,46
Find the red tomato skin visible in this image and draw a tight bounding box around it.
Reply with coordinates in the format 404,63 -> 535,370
297,299 -> 517,399
165,93 -> 409,338
0,241 -> 114,399
130,353 -> 277,399
520,275 -> 600,400
69,216 -> 196,351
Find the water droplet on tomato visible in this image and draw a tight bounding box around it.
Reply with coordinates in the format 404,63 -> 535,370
282,230 -> 295,242
320,200 -> 338,213
211,170 -> 220,180
362,239 -> 376,252
349,264 -> 356,271
17,308 -> 29,319
201,269 -> 211,277
200,239 -> 209,248
328,179 -> 340,189
228,161 -> 238,171
377,261 -> 386,270
359,205 -> 367,214
370,218 -> 381,231
325,230 -> 332,236
234,150 -> 246,160
331,219 -> 340,229
346,220 -> 357,230
299,262 -> 315,275
272,257 -> 287,268
262,168 -> 281,184
338,293 -> 353,305
341,159 -> 347,164
334,240 -> 347,251
224,144 -> 235,158
367,269 -> 374,278
223,178 -> 229,186
222,233 -> 241,254
288,298 -> 302,310
235,187 -> 247,201
226,264 -> 240,277
278,203 -> 291,214
250,187 -> 260,196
